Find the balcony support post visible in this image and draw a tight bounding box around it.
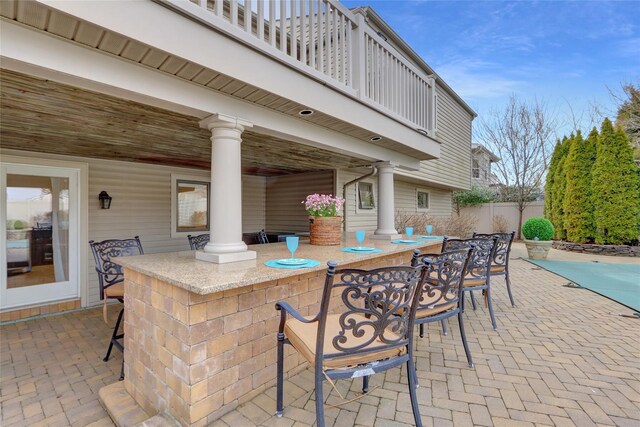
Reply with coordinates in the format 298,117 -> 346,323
196,113 -> 257,263
373,161 -> 401,240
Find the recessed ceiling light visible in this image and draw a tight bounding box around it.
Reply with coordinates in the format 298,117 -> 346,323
370,136 -> 382,142
298,109 -> 314,116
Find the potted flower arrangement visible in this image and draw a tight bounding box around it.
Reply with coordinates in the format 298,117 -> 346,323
522,217 -> 555,260
303,194 -> 345,245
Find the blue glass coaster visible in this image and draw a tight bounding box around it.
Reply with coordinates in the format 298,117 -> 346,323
391,239 -> 422,244
341,247 -> 383,253
416,236 -> 444,240
264,259 -> 321,269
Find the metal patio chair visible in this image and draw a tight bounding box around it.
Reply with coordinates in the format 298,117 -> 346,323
473,231 -> 516,306
89,236 -> 144,380
411,248 -> 474,367
257,229 -> 269,244
442,237 -> 499,330
187,233 -> 209,250
275,262 -> 427,427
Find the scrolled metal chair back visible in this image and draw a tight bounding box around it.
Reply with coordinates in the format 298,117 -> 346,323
257,229 -> 269,244
411,249 -> 472,312
315,262 -> 426,365
473,231 -> 515,268
187,233 -> 209,250
442,237 -> 498,280
89,236 -> 144,299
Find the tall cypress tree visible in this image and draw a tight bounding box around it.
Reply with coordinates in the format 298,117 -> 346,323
591,119 -> 640,244
551,135 -> 572,239
545,140 -> 562,220
564,130 -> 597,242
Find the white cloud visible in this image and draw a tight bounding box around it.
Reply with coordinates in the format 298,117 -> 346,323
435,58 -> 524,100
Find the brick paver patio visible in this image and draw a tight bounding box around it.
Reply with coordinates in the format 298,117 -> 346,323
2,246 -> 639,426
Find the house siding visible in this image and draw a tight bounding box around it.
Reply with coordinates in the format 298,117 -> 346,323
394,180 -> 452,217
1,150 -> 266,307
410,86 -> 473,191
265,171 -> 335,233
87,161 -> 266,306
337,169 -> 378,232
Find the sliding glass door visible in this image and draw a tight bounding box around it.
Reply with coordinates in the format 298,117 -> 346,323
1,163 -> 80,309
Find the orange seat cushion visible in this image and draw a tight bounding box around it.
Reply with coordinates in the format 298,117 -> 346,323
464,274 -> 486,287
416,293 -> 457,318
490,265 -> 506,273
284,314 -> 406,370
104,283 -> 124,298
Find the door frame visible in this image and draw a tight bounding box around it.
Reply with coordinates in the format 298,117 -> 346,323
1,154 -> 89,309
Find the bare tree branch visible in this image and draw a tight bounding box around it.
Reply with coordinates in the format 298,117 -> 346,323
476,95 -> 559,238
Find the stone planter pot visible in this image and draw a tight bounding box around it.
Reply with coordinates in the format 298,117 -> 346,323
524,239 -> 552,260
309,216 -> 342,246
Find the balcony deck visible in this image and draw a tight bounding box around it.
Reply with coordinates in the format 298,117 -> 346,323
1,244 -> 639,426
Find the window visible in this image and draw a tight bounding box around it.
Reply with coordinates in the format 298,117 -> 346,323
358,182 -> 375,209
171,174 -> 210,237
472,159 -> 480,179
417,190 -> 430,211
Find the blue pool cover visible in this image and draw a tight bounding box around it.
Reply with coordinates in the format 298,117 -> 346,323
528,260 -> 640,312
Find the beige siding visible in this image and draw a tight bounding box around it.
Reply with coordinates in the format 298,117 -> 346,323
242,175 -> 266,232
408,86 -> 473,191
2,150 -> 266,307
87,161 -> 266,306
394,180 -> 452,217
265,171 -> 334,233
337,169 -> 378,232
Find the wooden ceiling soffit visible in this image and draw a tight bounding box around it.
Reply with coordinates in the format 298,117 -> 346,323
0,70 -> 369,175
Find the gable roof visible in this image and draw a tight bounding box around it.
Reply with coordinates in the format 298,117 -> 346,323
472,143 -> 501,162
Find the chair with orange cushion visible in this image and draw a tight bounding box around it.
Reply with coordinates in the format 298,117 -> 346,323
442,237 -> 499,330
89,236 -> 144,380
275,262 -> 427,427
473,231 -> 516,306
411,248 -> 474,367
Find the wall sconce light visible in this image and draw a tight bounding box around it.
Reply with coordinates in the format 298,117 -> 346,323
99,191 -> 112,209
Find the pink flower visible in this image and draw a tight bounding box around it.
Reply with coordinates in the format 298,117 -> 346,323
302,193 -> 345,217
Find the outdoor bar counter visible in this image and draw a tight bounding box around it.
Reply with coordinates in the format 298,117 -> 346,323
112,238 -> 443,426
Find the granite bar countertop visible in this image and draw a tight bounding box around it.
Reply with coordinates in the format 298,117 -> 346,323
116,237 -> 443,295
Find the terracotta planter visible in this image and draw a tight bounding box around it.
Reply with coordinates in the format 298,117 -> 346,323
524,239 -> 552,260
309,216 -> 342,246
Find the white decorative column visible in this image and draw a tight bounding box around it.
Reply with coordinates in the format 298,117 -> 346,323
373,161 -> 401,239
196,114 -> 257,263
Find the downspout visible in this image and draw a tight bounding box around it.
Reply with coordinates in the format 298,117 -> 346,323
342,166 -> 378,231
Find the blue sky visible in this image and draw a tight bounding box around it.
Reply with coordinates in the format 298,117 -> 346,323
344,0 -> 640,137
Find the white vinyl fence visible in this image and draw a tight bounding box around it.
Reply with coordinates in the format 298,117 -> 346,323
461,201 -> 544,234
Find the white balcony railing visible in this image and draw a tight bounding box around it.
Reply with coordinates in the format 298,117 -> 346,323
160,0 -> 436,136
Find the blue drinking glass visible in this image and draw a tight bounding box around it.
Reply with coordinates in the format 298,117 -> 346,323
286,236 -> 299,260
426,225 -> 433,236
406,227 -> 414,239
355,230 -> 365,247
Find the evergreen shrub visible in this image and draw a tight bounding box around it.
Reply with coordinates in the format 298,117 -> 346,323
564,130 -> 597,243
522,217 -> 554,241
591,119 -> 640,244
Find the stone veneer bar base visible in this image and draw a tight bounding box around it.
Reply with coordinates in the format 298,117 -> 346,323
109,246 -> 436,426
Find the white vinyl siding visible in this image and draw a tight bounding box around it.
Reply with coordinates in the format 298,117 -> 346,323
87,160 -> 266,306
394,180 -> 452,217
2,150 -> 267,307
409,86 -> 473,191
265,171 -> 334,233
337,169 -> 378,232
